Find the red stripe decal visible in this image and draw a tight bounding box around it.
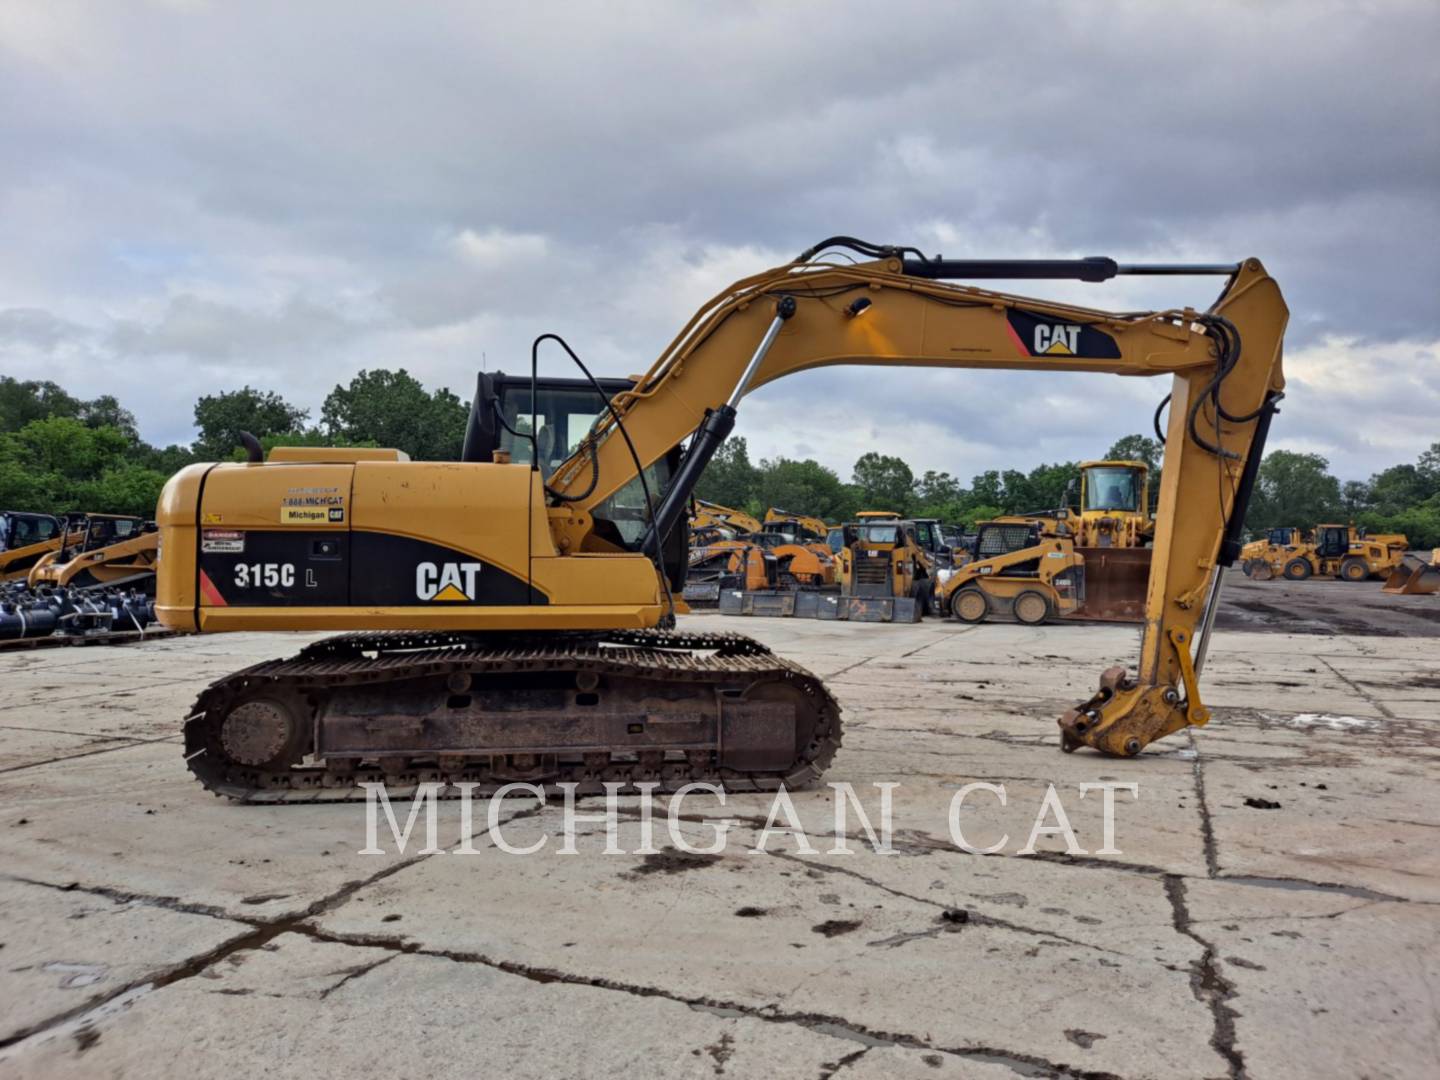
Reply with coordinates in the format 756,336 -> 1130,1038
199,569 -> 228,607
1003,317 -> 1032,358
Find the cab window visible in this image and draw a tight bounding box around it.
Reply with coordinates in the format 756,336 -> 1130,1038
1083,467 -> 1141,512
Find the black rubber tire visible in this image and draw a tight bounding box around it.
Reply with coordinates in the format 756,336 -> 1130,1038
1339,557 -> 1370,582
1012,590 -> 1051,626
1283,558 -> 1312,581
950,587 -> 988,623
911,578 -> 933,616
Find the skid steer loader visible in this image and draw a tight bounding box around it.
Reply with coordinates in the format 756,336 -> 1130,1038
28,514 -> 159,594
0,511 -> 68,583
937,518 -> 1085,624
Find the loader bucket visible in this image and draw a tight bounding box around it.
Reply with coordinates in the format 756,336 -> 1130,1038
1067,547 -> 1151,624
1381,556 -> 1440,596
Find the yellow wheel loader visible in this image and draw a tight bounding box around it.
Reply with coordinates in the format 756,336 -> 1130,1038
28,514 -> 160,594
153,237 -> 1289,797
1240,526 -> 1303,579
937,519 -> 1085,624
1273,524 -> 1407,582
1065,459 -> 1154,622
0,512 -> 68,583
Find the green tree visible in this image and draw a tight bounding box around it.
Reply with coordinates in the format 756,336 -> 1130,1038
1246,450 -> 1342,533
1366,464 -> 1429,517
1418,442 -> 1440,487
11,417 -> 129,479
969,470 -> 1004,508
1341,479 -> 1372,516
1023,462 -> 1080,512
758,458 -> 856,522
852,452 -> 914,513
0,377 -> 81,433
140,443 -> 201,476
695,436 -> 761,509
194,387 -> 309,459
958,503 -> 1006,529
78,395 -> 140,442
321,369 -> 468,460
1105,434 -> 1163,473
0,417 -> 166,517
73,463 -> 170,519
916,470 -> 962,507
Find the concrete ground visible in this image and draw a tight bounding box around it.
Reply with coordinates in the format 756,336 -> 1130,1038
1,603 -> 1437,1079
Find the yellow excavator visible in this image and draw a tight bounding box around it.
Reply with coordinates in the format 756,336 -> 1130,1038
155,237 -> 1288,797
691,499 -> 763,538
763,507 -> 829,543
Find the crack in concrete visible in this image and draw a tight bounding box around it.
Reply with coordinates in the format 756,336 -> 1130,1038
317,952 -> 399,1000
1164,875 -> 1245,1080
1318,657 -> 1397,720
0,800 -> 552,1053
765,850 -> 1125,956
0,733 -> 179,775
826,657 -> 875,679
815,1045 -> 870,1078
298,924 -> 1129,1080
2,874 -> 241,923
1188,731 -> 1221,878
0,724 -> 136,741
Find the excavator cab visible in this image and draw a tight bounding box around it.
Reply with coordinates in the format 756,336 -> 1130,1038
461,372 -> 688,592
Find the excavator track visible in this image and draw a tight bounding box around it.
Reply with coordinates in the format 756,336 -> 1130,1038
183,629 -> 840,802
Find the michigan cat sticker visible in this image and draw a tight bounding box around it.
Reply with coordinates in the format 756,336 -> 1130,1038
416,562 -> 482,601
1005,311 -> 1121,359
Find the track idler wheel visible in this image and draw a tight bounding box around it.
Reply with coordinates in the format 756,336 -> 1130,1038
215,687 -> 310,770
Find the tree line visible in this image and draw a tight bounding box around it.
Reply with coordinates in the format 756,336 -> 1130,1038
0,371 -> 468,519
2,373 -> 1437,547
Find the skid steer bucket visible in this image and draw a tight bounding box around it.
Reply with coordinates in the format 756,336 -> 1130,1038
1067,547 -> 1150,623
1381,554 -> 1440,596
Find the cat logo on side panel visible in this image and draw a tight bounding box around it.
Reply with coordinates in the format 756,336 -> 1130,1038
416,562 -> 482,601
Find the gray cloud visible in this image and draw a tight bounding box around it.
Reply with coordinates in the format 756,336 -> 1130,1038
0,0 -> 1435,482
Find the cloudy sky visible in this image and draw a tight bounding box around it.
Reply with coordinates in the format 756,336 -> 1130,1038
2,0 -> 1436,483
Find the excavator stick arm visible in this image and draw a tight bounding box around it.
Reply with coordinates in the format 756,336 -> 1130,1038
547,249 -> 1288,755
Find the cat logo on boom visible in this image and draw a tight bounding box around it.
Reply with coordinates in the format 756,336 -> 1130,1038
1034,323 -> 1082,355
416,561 -> 482,601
